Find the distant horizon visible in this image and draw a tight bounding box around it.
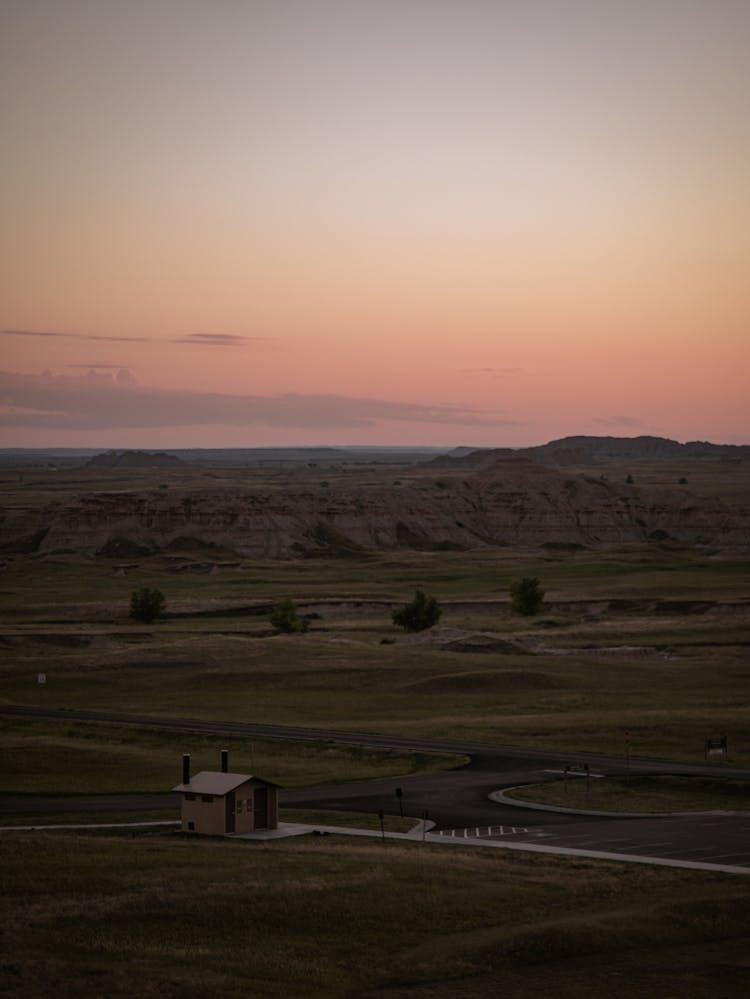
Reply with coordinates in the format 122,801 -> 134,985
2,432 -> 748,454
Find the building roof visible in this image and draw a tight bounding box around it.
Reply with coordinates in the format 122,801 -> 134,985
172,771 -> 279,796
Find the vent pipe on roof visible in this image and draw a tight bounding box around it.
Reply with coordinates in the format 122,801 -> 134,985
182,754 -> 190,785
221,750 -> 229,773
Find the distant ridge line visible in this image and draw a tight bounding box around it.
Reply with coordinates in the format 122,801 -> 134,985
1,435 -> 747,468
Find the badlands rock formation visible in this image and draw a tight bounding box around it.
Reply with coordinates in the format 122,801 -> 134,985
1,456 -> 747,558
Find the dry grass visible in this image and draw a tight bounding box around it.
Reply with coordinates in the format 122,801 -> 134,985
1,831 -> 749,998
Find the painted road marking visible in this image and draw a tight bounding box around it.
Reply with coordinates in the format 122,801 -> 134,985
541,769 -> 605,778
436,825 -> 530,838
434,828 -> 750,869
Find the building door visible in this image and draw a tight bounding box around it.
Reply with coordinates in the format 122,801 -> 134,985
254,787 -> 268,829
225,791 -> 236,833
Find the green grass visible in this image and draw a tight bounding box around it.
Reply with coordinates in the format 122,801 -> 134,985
279,808 -> 417,832
2,541 -> 749,764
0,810 -> 179,828
1,831 -> 749,998
2,524 -> 749,788
0,718 -> 464,794
2,542 -> 749,615
505,775 -> 750,813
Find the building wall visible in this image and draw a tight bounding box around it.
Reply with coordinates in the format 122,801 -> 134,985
270,787 -> 279,829
180,794 -> 228,836
265,787 -> 279,830
179,779 -> 279,834
229,781 -> 279,833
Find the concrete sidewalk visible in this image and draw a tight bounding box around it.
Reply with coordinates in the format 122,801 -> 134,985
230,819 -> 434,841
230,820 -> 750,875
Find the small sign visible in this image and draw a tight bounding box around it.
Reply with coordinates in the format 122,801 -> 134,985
705,735 -> 728,760
37,673 -> 46,684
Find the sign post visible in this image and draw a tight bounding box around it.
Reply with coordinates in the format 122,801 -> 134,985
395,787 -> 403,817
564,763 -> 590,792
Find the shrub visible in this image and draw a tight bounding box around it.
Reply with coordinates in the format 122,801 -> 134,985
392,589 -> 442,632
510,577 -> 544,616
270,598 -> 309,633
129,587 -> 165,624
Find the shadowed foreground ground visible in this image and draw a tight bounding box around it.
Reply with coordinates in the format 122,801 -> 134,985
2,829 -> 750,998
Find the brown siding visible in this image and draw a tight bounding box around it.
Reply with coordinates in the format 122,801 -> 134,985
267,787 -> 278,830
179,777 -> 279,835
180,796 -> 226,836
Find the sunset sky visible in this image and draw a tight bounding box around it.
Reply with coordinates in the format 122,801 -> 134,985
1,0 -> 748,448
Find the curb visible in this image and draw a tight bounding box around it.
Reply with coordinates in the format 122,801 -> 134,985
491,786 -> 750,819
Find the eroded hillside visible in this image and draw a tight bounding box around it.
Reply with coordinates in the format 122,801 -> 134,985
2,456 -> 747,559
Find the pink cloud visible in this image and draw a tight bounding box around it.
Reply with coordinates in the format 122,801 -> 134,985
0,369 -> 525,432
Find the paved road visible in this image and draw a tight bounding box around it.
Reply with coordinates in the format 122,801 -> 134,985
281,761 -> 750,870
2,705 -> 749,871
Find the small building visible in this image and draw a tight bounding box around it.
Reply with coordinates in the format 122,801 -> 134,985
173,752 -> 280,835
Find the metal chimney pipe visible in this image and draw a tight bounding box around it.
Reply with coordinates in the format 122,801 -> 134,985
182,754 -> 190,785
221,750 -> 229,773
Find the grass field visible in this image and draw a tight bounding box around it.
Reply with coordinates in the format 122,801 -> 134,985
1,542 -> 748,764
2,830 -> 749,998
279,808 -> 418,832
0,718 -> 463,795
505,775 -> 750,813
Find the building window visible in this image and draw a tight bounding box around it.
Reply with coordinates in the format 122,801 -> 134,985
185,793 -> 196,801
201,794 -> 214,803
187,821 -> 195,831
236,801 -> 243,814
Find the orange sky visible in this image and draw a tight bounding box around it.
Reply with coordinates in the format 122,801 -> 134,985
1,0 -> 748,447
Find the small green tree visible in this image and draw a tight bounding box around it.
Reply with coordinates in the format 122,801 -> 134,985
510,577 -> 544,616
129,587 -> 165,624
392,589 -> 442,632
270,598 -> 309,633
